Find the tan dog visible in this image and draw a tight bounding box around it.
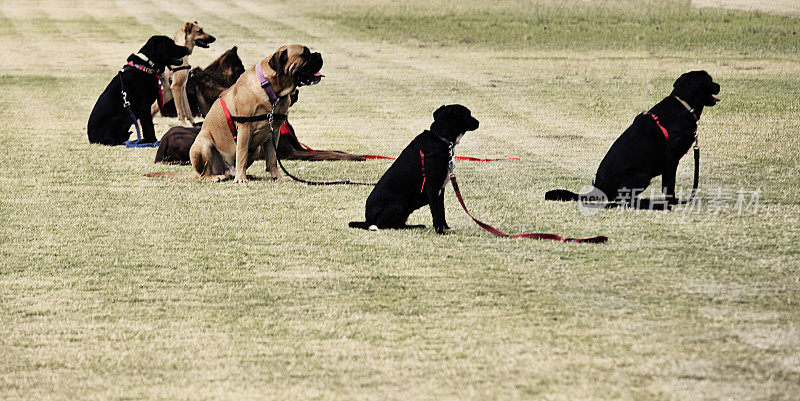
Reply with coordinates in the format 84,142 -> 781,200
152,21 -> 215,126
189,44 -> 323,183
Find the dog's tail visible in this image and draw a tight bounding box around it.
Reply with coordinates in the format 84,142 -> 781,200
349,221 -> 380,231
145,172 -> 196,179
544,189 -> 580,201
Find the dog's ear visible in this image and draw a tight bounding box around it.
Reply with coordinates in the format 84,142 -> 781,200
139,36 -> 156,55
183,22 -> 194,35
431,105 -> 451,133
673,72 -> 689,89
269,48 -> 288,74
138,35 -> 170,59
433,105 -> 448,120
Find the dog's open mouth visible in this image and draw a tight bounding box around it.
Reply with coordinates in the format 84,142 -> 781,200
295,51 -> 323,87
195,37 -> 215,49
709,84 -> 721,105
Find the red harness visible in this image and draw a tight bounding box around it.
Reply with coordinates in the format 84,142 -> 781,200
647,113 -> 669,140
219,94 -> 237,141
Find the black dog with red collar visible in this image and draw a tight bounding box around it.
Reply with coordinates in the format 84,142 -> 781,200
349,104 -> 479,234
546,70 -> 720,210
87,36 -> 187,145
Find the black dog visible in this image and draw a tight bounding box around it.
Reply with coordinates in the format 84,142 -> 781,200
545,70 -> 720,210
87,36 -> 188,145
349,105 -> 479,234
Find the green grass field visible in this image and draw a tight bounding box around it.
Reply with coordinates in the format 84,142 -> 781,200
1,0 -> 799,399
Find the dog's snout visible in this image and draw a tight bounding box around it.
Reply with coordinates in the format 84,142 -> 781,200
469,117 -> 479,131
306,52 -> 323,72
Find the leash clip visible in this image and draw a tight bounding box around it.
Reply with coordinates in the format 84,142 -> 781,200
120,90 -> 130,108
268,98 -> 280,149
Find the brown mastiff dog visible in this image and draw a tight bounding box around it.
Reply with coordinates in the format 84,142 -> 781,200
153,21 -> 215,126
189,44 -> 323,182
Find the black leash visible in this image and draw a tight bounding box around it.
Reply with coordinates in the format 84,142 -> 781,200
266,105 -> 376,186
117,67 -> 143,142
274,153 -> 376,186
671,97 -> 700,205
234,113 -> 288,123
676,140 -> 700,205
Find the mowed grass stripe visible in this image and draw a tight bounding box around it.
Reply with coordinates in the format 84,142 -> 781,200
318,0 -> 800,55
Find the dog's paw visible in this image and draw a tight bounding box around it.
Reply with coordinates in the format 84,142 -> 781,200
234,175 -> 248,184
368,225 -> 379,231
434,226 -> 448,235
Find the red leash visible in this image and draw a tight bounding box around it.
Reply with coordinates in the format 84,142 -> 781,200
454,156 -> 520,162
449,176 -> 608,243
279,124 -> 395,159
279,123 -> 518,162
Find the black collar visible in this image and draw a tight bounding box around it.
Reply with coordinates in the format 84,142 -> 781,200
169,65 -> 191,72
429,130 -> 454,149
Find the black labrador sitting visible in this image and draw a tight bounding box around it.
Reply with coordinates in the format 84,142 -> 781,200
349,104 -> 479,234
87,36 -> 188,145
545,70 -> 720,210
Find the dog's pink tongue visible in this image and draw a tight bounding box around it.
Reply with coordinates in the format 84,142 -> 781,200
314,73 -> 324,78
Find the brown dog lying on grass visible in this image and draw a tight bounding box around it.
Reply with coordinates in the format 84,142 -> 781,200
154,122 -> 365,164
